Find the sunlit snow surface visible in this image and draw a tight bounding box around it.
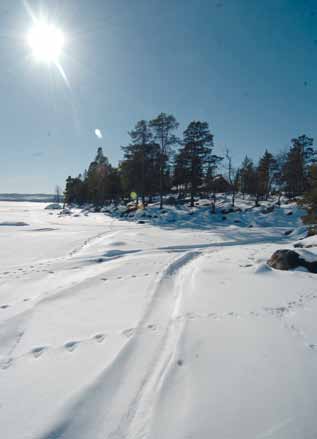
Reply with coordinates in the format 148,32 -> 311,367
0,200 -> 317,439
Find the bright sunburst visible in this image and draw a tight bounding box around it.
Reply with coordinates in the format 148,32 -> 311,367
27,21 -> 65,64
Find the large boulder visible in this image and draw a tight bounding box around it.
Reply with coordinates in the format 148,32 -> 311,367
267,249 -> 317,273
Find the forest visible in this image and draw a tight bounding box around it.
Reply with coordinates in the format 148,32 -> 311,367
64,112 -> 317,221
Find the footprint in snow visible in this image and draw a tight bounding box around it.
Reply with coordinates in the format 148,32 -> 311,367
0,304 -> 9,310
0,358 -> 13,370
32,346 -> 47,358
94,333 -> 106,343
147,324 -> 157,331
122,328 -> 135,338
64,341 -> 80,352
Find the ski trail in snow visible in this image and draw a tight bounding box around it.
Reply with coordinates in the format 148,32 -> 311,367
39,251 -> 201,439
108,251 -> 200,439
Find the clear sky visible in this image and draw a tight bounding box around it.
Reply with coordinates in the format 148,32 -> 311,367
0,0 -> 316,193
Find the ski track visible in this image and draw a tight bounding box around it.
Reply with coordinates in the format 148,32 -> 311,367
38,251 -> 201,439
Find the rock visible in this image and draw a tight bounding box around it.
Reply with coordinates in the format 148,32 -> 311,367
59,208 -> 71,215
0,221 -> 29,226
261,205 -> 274,214
221,207 -> 241,214
267,249 -> 317,273
294,242 -> 315,249
165,196 -> 177,206
267,250 -> 301,271
137,220 -> 146,224
45,203 -> 62,210
294,242 -> 304,248
284,229 -> 293,236
306,226 -> 317,238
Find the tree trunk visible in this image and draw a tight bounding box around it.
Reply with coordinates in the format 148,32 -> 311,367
159,170 -> 163,209
255,194 -> 259,207
190,188 -> 194,207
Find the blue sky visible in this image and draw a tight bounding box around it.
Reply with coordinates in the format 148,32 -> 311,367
0,0 -> 316,193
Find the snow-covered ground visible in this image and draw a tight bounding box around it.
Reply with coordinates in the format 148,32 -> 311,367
1,199 -> 317,439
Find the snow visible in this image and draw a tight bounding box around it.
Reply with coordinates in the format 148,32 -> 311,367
0,199 -> 317,438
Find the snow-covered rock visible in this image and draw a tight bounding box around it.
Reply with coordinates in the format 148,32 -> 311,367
45,203 -> 62,210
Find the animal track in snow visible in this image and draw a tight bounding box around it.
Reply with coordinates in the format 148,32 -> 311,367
64,341 -> 80,352
100,272 -> 157,283
0,358 -> 13,370
32,346 -> 47,358
122,328 -> 135,338
94,333 -> 106,343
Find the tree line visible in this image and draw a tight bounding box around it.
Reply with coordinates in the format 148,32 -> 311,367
64,113 -> 317,215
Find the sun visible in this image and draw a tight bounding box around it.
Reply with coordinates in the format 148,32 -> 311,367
27,21 -> 65,64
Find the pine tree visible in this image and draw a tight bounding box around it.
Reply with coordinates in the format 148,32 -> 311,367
301,164 -> 317,223
257,150 -> 277,200
282,135 -> 315,197
176,121 -> 215,207
87,148 -> 111,206
173,148 -> 189,196
239,156 -> 256,198
149,113 -> 179,209
225,149 -> 240,207
121,120 -> 160,204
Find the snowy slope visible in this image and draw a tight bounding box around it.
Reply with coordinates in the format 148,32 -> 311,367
0,200 -> 317,439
